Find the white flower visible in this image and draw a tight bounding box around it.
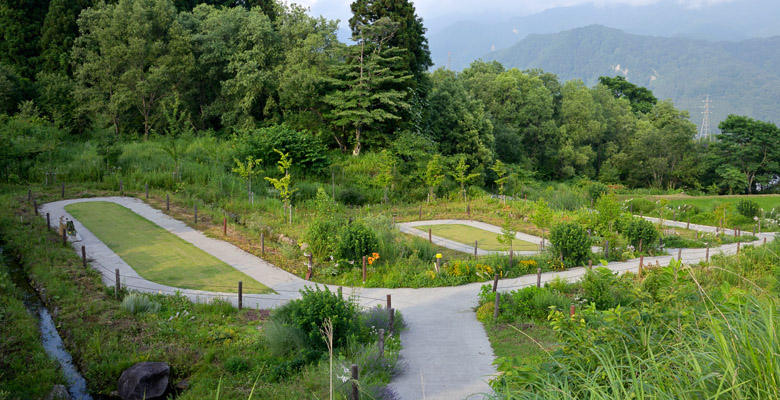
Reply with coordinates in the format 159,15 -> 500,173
339,375 -> 349,383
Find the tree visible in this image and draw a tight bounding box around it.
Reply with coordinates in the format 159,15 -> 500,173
324,17 -> 411,155
265,149 -> 297,215
232,156 -> 262,201
0,0 -> 49,77
424,154 -> 444,203
598,76 -> 658,114
374,149 -> 396,203
348,0 -> 431,85
715,115 -> 780,194
491,160 -> 508,200
451,156 -> 481,202
530,199 -> 552,245
497,211 -> 517,252
39,0 -> 92,74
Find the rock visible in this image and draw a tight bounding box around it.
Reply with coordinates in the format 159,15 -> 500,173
117,362 -> 170,400
46,385 -> 71,400
174,380 -> 190,390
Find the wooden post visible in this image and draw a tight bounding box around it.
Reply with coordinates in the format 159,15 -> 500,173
115,268 -> 121,298
145,183 -> 149,199
677,248 -> 682,261
764,237 -> 767,245
588,259 -> 592,270
687,218 -> 690,229
388,308 -> 395,335
350,364 -> 359,400
33,200 -> 38,216
166,194 -> 169,211
428,228 -> 432,243
238,281 -> 243,310
570,304 -> 575,318
338,287 -> 343,298
62,229 -> 67,246
261,233 -> 265,254
289,205 -> 292,225
378,329 -> 385,358
308,253 -> 314,281
604,240 -> 609,259
419,205 -> 422,220
492,274 -> 499,292
46,213 -> 50,230
474,240 -> 478,258
639,256 -> 644,277
536,268 -> 541,287
223,217 -> 227,235
120,179 -> 123,195
659,237 -> 663,248
435,256 -> 441,272
466,204 -> 470,219
61,183 -> 64,198
509,249 -> 513,268
734,227 -> 737,236
386,294 -> 391,309
493,292 -> 500,319
194,205 -> 198,224
737,242 -> 740,254
82,246 -> 87,268
362,256 -> 367,282
706,246 -> 710,263
639,238 -> 643,253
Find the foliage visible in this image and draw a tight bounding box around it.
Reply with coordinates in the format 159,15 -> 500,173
736,198 -> 761,219
585,181 -> 609,201
335,222 -> 379,262
232,156 -> 262,200
271,286 -> 367,353
235,125 -> 329,174
120,293 -> 161,315
424,154 -> 445,202
549,221 -> 590,266
716,115 -> 780,194
265,149 -> 296,209
451,155 -> 482,201
622,217 -> 659,251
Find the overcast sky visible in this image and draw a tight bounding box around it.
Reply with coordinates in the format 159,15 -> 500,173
292,0 -> 738,30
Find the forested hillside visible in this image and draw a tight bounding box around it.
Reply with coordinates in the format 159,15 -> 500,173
485,25 -> 780,133
1,0 -> 778,195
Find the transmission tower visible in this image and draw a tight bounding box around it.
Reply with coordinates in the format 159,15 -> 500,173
699,95 -> 713,141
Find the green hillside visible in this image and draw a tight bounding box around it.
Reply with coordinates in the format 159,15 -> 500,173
485,25 -> 780,132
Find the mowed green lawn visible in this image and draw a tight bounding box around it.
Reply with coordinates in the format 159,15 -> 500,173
416,224 -> 538,251
66,201 -> 271,293
628,194 -> 780,212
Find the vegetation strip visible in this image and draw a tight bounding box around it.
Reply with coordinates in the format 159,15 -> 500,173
65,201 -> 271,293
416,223 -> 539,251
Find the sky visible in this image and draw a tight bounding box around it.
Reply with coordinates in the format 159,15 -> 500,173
292,0 -> 739,32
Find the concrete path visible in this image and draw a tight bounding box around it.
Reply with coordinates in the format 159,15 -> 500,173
39,198 -> 777,400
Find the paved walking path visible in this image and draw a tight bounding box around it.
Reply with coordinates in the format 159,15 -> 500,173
40,197 -> 777,400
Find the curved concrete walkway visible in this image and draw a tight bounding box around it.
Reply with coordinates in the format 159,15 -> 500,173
39,198 -> 777,400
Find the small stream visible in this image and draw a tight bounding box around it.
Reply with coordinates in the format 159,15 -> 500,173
1,247 -> 92,400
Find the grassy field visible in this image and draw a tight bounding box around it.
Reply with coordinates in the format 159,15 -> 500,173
66,201 -> 271,293
630,194 -> 780,211
416,224 -> 538,251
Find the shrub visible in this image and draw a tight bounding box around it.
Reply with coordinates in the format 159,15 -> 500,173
550,222 -> 590,266
337,186 -> 367,206
304,218 -> 340,259
361,306 -> 406,334
625,198 -> 656,214
263,321 -> 308,357
120,293 -> 160,315
736,199 -> 761,219
623,218 -> 659,251
581,267 -> 619,310
270,286 -> 367,353
476,302 -> 494,323
235,124 -> 329,174
586,182 -> 609,201
335,222 -> 378,262
224,356 -> 250,374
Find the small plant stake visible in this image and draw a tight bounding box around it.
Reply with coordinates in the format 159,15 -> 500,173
435,253 -> 441,272
493,274 -> 499,292
428,228 -> 432,243
145,183 -> 149,199
115,269 -> 120,298
350,364 -> 359,400
238,281 -> 243,310
166,194 -> 169,211
386,294 -> 391,309
537,268 -> 542,288
378,329 -> 385,358
223,217 -> 227,235
46,213 -> 50,230
261,233 -> 265,254
82,246 -> 87,269
493,292 -> 500,319
194,205 -> 198,224
388,308 -> 395,335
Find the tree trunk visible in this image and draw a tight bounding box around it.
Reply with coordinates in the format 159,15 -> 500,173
352,125 -> 362,156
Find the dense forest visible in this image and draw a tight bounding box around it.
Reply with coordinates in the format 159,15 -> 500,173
1,0 -> 779,195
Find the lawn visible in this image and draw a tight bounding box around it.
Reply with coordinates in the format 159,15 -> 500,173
632,194 -> 780,212
416,224 -> 538,251
66,201 -> 271,293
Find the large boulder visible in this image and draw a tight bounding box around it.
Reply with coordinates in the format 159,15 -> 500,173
117,362 -> 170,400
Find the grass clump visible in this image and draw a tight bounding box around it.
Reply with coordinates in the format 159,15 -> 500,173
120,293 -> 161,315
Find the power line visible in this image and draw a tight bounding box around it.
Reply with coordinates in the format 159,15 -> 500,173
698,95 -> 713,141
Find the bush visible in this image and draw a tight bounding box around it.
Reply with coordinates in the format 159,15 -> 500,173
623,218 -> 659,251
737,199 -> 761,219
224,356 -> 250,374
580,267 -> 635,310
120,293 -> 160,315
263,321 -> 308,357
586,182 -> 609,201
235,124 -> 329,174
337,186 -> 367,206
270,286 -> 367,353
625,198 -> 656,214
336,222 -> 378,262
550,222 -> 590,266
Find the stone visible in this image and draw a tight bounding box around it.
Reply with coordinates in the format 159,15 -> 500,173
117,362 -> 170,400
46,385 -> 71,400
174,380 -> 190,390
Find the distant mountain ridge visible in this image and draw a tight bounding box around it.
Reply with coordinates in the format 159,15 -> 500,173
482,25 -> 780,132
428,0 -> 780,71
